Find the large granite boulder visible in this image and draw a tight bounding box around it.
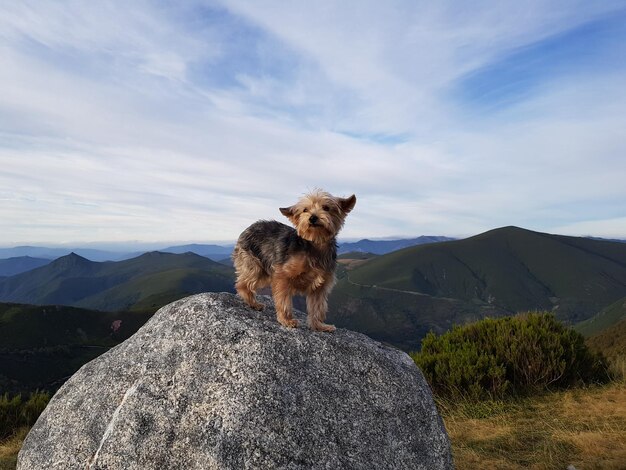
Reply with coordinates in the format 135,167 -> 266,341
18,292 -> 453,469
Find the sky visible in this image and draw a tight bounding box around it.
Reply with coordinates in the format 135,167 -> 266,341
1,1 -> 625,246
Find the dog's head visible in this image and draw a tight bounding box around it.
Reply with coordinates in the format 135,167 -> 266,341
280,189 -> 356,244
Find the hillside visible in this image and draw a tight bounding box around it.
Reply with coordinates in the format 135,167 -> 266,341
0,251 -> 235,311
347,226 -> 626,323
328,279 -> 509,351
0,302 -> 152,394
575,296 -> 626,338
0,257 -> 50,277
328,227 -> 626,350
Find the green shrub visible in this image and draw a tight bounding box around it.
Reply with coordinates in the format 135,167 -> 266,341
0,391 -> 50,439
411,312 -> 610,400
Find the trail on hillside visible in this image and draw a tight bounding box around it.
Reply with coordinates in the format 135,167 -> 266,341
344,274 -> 430,297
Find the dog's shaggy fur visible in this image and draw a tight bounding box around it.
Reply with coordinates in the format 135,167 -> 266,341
232,190 -> 356,331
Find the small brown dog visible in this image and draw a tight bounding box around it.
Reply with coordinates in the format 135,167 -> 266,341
232,190 -> 356,332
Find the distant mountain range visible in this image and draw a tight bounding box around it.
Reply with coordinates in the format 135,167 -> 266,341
0,246 -> 139,262
0,251 -> 234,312
2,226 -> 626,352
0,236 -> 454,263
337,236 -> 454,255
160,243 -> 234,261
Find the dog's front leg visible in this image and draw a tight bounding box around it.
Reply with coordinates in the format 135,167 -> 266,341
306,288 -> 335,332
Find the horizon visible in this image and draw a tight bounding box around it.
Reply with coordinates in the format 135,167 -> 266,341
1,2 -> 625,243
1,225 -> 625,253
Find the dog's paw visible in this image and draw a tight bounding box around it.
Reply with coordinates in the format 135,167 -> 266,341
278,318 -> 298,328
311,322 -> 336,333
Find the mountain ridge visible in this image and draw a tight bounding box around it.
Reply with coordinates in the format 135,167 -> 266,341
0,251 -> 235,311
3,226 -> 626,351
348,226 -> 626,318
328,226 -> 626,350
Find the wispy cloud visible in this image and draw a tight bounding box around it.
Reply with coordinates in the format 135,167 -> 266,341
0,1 -> 625,245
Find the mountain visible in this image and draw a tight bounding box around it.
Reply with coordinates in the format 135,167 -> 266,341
0,251 -> 235,311
0,302 -> 152,394
348,226 -> 626,321
5,226 -> 626,352
160,243 -> 234,261
0,256 -> 50,276
337,236 -> 454,255
328,226 -> 626,350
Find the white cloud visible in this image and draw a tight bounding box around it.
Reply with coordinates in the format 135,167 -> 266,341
0,1 -> 625,245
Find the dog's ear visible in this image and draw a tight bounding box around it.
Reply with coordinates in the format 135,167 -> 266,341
280,205 -> 297,224
338,195 -> 356,214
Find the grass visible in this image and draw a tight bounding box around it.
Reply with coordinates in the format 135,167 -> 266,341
0,426 -> 28,470
439,382 -> 626,469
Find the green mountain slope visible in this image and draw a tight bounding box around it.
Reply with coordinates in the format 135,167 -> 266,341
347,226 -> 626,323
328,279 -> 509,351
0,251 -> 235,311
328,227 -> 626,350
576,296 -> 626,338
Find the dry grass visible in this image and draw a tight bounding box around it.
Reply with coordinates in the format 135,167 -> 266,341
441,382 -> 626,469
0,427 -> 29,470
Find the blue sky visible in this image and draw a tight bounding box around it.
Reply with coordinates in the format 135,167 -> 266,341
1,1 -> 625,246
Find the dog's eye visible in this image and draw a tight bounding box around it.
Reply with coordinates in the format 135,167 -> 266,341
322,205 -> 330,211
302,208 -> 308,213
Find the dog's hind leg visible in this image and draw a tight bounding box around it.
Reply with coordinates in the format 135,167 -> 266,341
233,248 -> 268,311
270,275 -> 298,328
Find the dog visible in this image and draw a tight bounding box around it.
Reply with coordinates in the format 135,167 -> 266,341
232,189 -> 356,332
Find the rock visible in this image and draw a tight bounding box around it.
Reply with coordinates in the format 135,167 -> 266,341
18,293 -> 453,469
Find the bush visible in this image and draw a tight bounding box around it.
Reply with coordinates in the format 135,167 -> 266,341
0,391 -> 50,439
411,312 -> 610,400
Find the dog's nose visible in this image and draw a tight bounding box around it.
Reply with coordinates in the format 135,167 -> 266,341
309,214 -> 319,224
